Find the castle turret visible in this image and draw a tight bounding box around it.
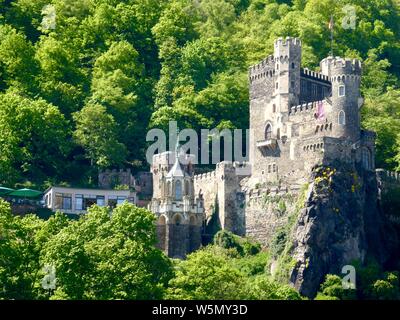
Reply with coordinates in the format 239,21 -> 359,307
273,37 -> 302,110
150,151 -> 204,259
320,57 -> 362,142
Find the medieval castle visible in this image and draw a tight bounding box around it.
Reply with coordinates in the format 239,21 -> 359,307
149,37 -> 377,259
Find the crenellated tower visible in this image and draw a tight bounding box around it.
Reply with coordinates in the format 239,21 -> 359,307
320,57 -> 362,142
273,37 -> 302,111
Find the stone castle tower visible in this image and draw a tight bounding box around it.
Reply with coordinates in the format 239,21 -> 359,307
150,151 -> 204,258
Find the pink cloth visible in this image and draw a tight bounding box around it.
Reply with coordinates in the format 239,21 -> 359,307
315,101 -> 325,121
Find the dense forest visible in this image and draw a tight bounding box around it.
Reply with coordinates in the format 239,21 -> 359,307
0,0 -> 399,189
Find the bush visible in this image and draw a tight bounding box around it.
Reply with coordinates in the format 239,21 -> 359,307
316,274 -> 357,300
245,276 -> 302,300
213,230 -> 261,256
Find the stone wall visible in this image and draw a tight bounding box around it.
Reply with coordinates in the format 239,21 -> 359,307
98,169 -> 135,189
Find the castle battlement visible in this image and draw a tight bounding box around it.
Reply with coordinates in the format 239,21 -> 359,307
249,55 -> 275,80
320,56 -> 362,76
301,68 -> 330,82
194,171 -> 216,181
289,100 -> 328,115
274,37 -> 302,47
249,55 -> 275,71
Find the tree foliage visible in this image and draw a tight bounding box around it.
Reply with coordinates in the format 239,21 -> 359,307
0,200 -> 173,300
0,0 -> 399,187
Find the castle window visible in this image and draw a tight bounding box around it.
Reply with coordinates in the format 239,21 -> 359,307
272,164 -> 277,172
291,81 -> 295,89
339,85 -> 346,97
265,124 -> 272,140
277,128 -> 281,140
273,104 -> 276,113
268,165 -> 271,173
276,82 -> 279,89
292,62 -> 295,69
338,110 -> 346,125
173,214 -> 182,226
175,180 -> 182,200
362,148 -> 372,171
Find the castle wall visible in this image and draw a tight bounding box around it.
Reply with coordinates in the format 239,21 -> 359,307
299,69 -> 331,104
194,162 -> 248,237
243,185 -> 302,246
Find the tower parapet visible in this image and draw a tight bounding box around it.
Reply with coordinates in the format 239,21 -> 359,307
320,57 -> 362,142
273,37 -> 302,109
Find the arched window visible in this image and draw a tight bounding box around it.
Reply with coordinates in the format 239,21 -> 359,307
338,110 -> 346,125
175,180 -> 182,200
173,214 -> 182,226
362,148 -> 372,170
265,124 -> 272,140
339,85 -> 346,97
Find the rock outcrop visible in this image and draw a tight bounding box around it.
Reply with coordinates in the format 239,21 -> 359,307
288,162 -> 398,298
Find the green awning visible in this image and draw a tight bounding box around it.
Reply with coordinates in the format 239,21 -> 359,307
7,188 -> 42,198
0,187 -> 15,196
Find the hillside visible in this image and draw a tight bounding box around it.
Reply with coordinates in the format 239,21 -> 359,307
0,0 -> 399,188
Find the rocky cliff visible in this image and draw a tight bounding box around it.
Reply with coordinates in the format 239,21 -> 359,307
286,162 -> 398,298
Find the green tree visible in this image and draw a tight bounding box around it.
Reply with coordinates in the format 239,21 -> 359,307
0,90 -> 69,185
42,203 -> 173,300
0,24 -> 38,92
0,200 -> 44,300
245,276 -> 302,300
72,103 -> 127,169
166,247 -> 247,299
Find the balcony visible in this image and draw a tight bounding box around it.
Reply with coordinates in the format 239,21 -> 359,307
257,138 -> 278,150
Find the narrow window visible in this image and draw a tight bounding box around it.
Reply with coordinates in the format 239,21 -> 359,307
75,194 -> 83,211
265,124 -> 272,140
175,180 -> 182,200
338,110 -> 346,125
339,85 -> 346,97
362,148 -> 372,170
291,62 -> 295,69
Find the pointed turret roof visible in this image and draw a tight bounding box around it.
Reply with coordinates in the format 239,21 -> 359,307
166,157 -> 186,178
